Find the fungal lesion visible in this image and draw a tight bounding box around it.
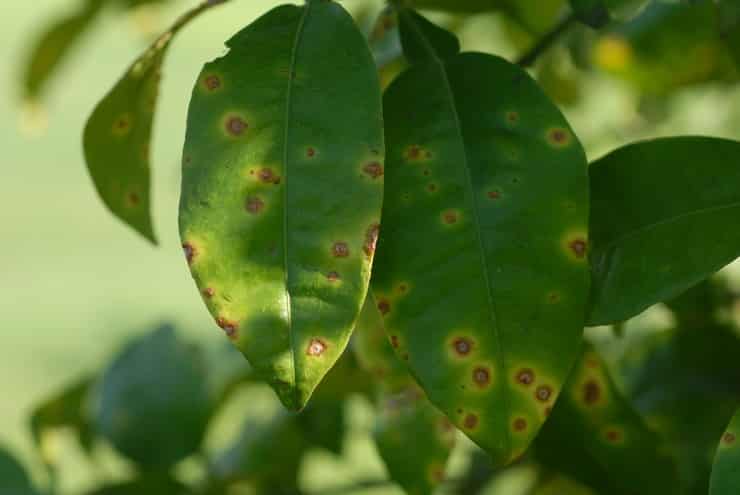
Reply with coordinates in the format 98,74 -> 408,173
440,209 -> 461,226
221,111 -> 249,138
722,431 -> 737,446
601,426 -> 626,445
403,144 -> 432,162
471,365 -> 493,389
216,316 -> 238,340
306,338 -> 328,357
362,161 -> 384,179
201,73 -> 222,92
363,224 -> 380,257
511,416 -> 528,433
546,126 -> 573,148
561,229 -> 589,261
332,241 -> 350,258
111,113 -> 133,137
245,195 -> 265,214
447,334 -> 475,360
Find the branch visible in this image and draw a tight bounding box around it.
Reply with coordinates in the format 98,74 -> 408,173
516,12 -> 577,67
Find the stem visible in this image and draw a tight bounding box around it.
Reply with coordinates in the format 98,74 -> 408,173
516,12 -> 577,67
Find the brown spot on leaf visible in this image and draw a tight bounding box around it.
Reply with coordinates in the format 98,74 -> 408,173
463,413 -> 479,430
487,190 -> 501,200
226,116 -> 247,136
203,75 -> 221,91
547,291 -> 562,303
306,147 -> 316,158
363,161 -> 383,179
307,338 -> 327,356
397,283 -> 408,294
202,287 -> 215,298
452,337 -> 473,356
513,417 -> 527,432
506,111 -> 520,124
583,380 -> 601,405
536,385 -> 553,402
258,167 -> 280,185
516,369 -> 535,386
442,210 -> 458,225
112,113 -> 132,135
405,145 -> 422,160
332,242 -> 349,258
216,317 -> 238,339
605,429 -> 622,443
473,366 -> 491,387
245,196 -> 264,214
364,224 -> 380,257
182,243 -> 196,265
723,432 -> 736,445
326,271 -> 340,282
547,127 -> 572,147
390,335 -> 399,348
427,183 -> 438,193
377,299 -> 390,315
126,192 -> 140,207
569,238 -> 588,258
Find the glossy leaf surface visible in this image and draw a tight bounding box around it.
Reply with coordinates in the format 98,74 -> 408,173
84,1 -> 222,243
710,408 -> 740,495
372,9 -> 589,464
536,345 -> 679,494
587,137 -> 740,325
179,2 -> 384,411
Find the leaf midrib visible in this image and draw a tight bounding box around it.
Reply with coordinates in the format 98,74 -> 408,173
401,10 -> 510,453
283,3 -> 312,401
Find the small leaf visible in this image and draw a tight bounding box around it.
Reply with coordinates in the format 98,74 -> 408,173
710,408 -> 740,495
569,0 -> 611,28
179,2 -> 384,411
536,345 -> 679,494
587,137 -> 740,325
84,1 -> 223,243
0,448 -> 39,495
93,324 -> 212,468
372,9 -> 589,465
23,0 -> 105,101
30,375 -> 95,469
355,296 -> 455,495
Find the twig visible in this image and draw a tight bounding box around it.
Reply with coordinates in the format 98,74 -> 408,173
516,12 -> 577,67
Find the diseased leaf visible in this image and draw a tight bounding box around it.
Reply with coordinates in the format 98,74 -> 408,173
710,408 -> 740,495
84,0 -> 224,244
23,0 -> 105,101
587,137 -> 740,325
570,0 -> 611,28
179,2 -> 384,411
30,375 -> 95,469
355,296 -> 456,495
372,8 -> 589,465
93,324 -> 212,468
536,345 -> 679,495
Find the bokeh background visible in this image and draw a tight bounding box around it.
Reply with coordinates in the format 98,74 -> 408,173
2,0 -> 740,493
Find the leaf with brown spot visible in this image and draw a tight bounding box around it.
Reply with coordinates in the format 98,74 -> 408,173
372,8 -> 589,465
179,2 -> 384,411
710,408 -> 740,495
83,1 -> 226,244
536,344 -> 679,495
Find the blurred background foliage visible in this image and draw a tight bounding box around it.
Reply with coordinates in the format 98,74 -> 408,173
2,0 -> 740,493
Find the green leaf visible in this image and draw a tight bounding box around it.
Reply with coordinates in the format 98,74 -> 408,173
93,324 -> 212,469
179,2 -> 384,411
587,137 -> 740,325
536,345 -> 679,495
30,375 -> 95,469
23,0 -> 105,101
372,9 -> 589,465
355,296 -> 456,494
621,325 -> 740,494
718,0 -> 740,66
569,0 -> 611,28
84,1 -> 223,244
374,389 -> 457,495
710,408 -> 740,495
0,448 -> 39,495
